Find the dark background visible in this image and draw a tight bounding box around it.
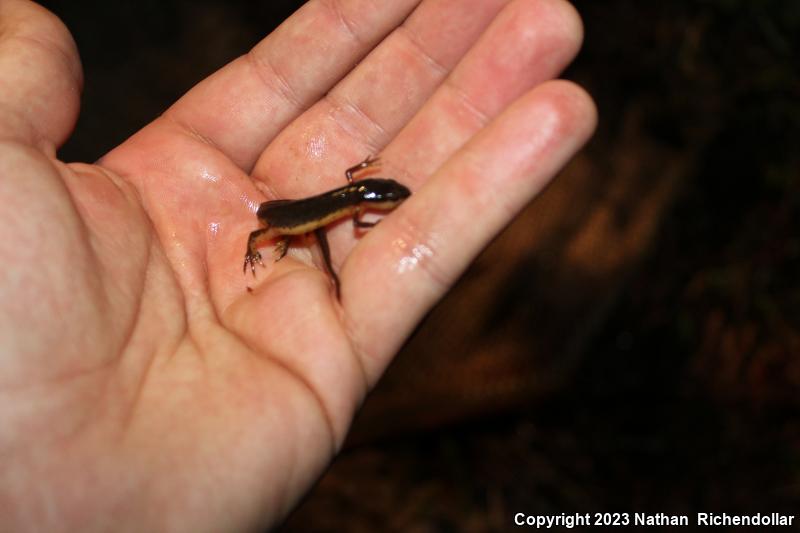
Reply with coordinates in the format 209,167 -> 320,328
39,0 -> 799,530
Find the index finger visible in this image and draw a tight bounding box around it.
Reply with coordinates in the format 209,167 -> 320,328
163,0 -> 422,171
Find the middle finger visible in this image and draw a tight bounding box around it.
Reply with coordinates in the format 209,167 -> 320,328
251,0 -> 511,193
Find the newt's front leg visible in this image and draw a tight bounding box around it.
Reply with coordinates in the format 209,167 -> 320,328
314,228 -> 340,297
345,155 -> 381,183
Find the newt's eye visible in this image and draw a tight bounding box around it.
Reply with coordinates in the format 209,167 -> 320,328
362,189 -> 381,201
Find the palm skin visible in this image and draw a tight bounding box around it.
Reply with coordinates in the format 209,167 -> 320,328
0,0 -> 595,531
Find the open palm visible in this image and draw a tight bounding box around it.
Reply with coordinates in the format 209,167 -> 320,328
0,0 -> 595,530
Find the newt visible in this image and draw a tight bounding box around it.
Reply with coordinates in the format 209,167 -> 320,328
244,157 -> 411,296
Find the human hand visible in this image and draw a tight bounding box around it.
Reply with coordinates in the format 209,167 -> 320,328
0,0 -> 595,530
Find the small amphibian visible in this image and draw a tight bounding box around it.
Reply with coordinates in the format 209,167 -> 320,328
244,156 -> 411,296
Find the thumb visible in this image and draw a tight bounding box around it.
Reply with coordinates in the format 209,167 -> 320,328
0,0 -> 82,154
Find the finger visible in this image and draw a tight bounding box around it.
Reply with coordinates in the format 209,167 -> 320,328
383,0 -> 585,187
251,0 -> 511,187
255,0 -> 582,274
342,81 -> 598,382
0,0 -> 82,154
162,0 -> 423,171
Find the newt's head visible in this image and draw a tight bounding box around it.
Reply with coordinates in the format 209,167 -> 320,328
356,178 -> 411,209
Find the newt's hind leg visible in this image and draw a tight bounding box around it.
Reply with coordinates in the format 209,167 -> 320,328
244,228 -> 270,275
345,155 -> 381,183
244,227 -> 283,275
272,236 -> 291,261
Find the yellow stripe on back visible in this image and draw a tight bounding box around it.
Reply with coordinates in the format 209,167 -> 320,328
270,205 -> 359,235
